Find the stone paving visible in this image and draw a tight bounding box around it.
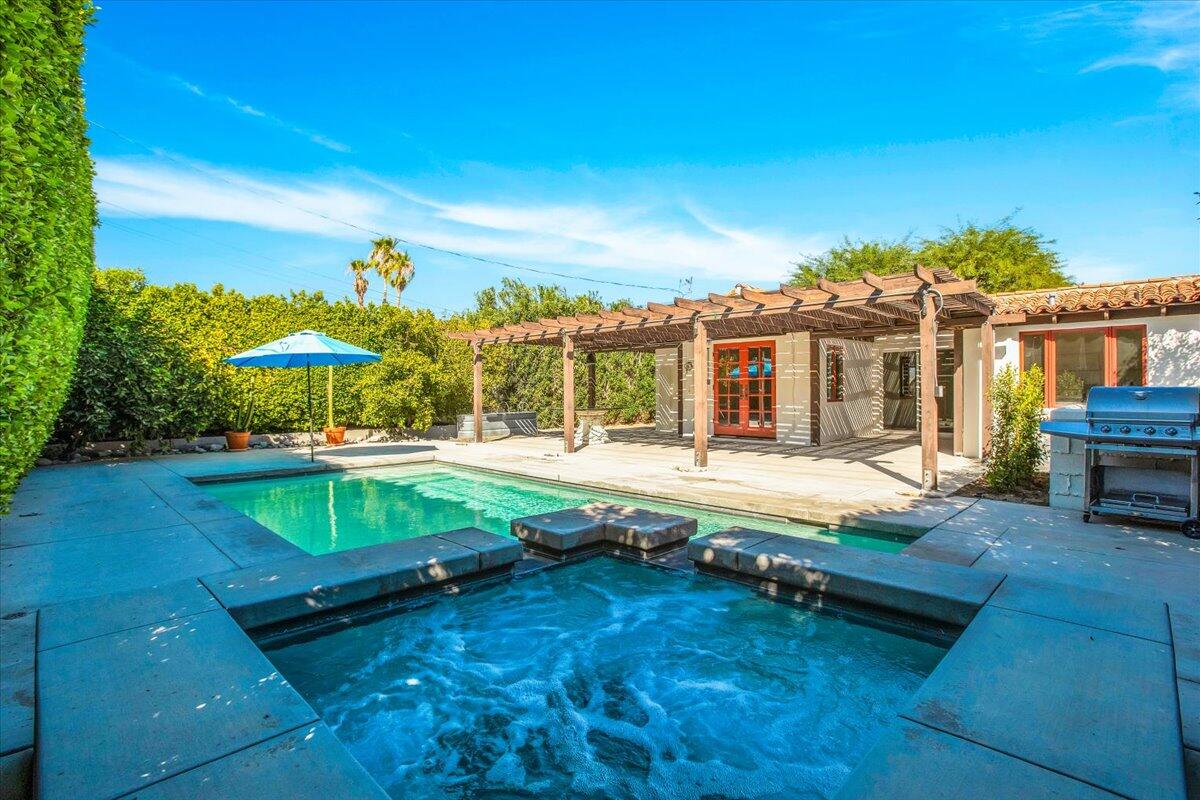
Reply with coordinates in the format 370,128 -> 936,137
1,437 -> 1197,800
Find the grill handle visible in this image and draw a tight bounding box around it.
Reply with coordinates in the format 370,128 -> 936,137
1131,493 -> 1162,506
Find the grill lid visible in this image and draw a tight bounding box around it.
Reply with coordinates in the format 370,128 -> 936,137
1085,386 -> 1200,423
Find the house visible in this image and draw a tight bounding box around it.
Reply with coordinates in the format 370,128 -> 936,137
450,271 -> 1200,496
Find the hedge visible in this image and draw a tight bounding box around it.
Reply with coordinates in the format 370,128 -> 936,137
0,0 -> 97,510
51,272 -> 655,449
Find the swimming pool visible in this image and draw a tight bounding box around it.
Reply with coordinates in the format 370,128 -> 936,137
261,558 -> 944,800
202,464 -> 910,555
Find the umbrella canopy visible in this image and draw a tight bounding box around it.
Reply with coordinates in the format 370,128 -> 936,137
224,331 -> 381,461
225,330 -> 381,368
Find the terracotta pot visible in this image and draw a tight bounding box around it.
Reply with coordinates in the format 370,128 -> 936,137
323,426 -> 346,445
225,431 -> 251,451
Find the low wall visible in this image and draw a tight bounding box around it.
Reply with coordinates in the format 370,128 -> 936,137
456,412 -> 538,441
1046,408 -> 1086,512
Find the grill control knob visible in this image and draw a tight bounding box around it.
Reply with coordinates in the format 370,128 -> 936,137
1166,427 -> 1178,436
1144,426 -> 1156,435
1100,425 -> 1111,433
1119,426 -> 1132,434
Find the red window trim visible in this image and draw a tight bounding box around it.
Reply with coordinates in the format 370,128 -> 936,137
1018,324 -> 1147,406
825,345 -> 845,403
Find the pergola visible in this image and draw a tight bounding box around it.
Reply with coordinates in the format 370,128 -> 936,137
451,268 -> 996,492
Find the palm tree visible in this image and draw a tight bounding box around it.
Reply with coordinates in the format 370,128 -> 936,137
369,237 -> 398,305
368,236 -> 416,305
348,259 -> 370,309
388,250 -> 415,303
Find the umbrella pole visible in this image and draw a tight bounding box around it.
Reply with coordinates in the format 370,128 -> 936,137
307,363 -> 314,462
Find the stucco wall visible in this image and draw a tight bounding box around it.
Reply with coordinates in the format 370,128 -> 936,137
818,337 -> 882,443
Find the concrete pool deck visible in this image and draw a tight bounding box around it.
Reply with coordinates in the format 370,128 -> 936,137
2,438 -> 1198,799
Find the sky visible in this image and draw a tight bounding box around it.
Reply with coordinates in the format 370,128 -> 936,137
86,1 -> 1200,315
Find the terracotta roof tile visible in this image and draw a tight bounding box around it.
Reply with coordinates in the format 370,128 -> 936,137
990,275 -> 1200,315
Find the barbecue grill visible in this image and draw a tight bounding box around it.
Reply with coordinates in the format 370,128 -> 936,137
1040,386 -> 1199,538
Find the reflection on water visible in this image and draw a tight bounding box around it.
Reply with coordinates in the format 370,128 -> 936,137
203,464 -> 911,556
263,558 -> 945,800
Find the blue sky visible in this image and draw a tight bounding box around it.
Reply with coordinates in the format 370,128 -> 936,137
87,1 -> 1199,314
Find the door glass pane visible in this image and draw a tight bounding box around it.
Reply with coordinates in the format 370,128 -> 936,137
1054,330 -> 1105,404
1022,334 -> 1045,373
1114,329 -> 1144,387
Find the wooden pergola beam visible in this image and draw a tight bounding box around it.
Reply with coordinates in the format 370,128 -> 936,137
693,321 -> 708,468
472,340 -> 483,443
563,334 -> 575,454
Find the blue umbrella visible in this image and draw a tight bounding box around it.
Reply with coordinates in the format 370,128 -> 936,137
225,330 -> 381,461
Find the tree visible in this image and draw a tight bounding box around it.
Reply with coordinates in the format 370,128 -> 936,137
790,237 -> 918,286
348,259 -> 370,309
368,237 -> 416,305
788,220 -> 1072,293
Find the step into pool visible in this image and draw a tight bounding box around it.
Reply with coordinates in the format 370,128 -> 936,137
260,557 -> 945,800
202,464 -> 911,555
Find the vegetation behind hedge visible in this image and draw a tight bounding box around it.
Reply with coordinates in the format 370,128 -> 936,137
51,271 -> 655,449
0,0 -> 97,509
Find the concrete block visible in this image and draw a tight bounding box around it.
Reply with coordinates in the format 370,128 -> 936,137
688,529 -> 779,571
1049,492 -> 1086,512
0,748 -> 32,800
435,527 -> 523,571
118,724 -> 387,799
193,516 -> 306,567
595,503 -> 696,551
1049,471 -> 1073,498
836,719 -> 1120,800
903,606 -> 1185,800
38,579 -> 219,652
737,536 -> 1003,626
511,506 -> 607,552
0,613 -> 36,757
38,610 -> 316,800
902,527 -> 997,567
988,575 -> 1170,644
1172,610 -> 1200,684
203,535 -> 482,629
1,524 -> 235,616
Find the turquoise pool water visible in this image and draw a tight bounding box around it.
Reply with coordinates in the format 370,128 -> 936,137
202,464 -> 910,555
261,558 -> 945,800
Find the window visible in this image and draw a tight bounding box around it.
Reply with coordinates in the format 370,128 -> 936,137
826,346 -> 845,402
898,352 -> 917,398
1019,325 -> 1146,406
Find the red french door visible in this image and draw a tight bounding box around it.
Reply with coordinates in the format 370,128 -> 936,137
713,341 -> 776,438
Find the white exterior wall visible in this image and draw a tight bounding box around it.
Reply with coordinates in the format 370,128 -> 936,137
654,348 -> 679,433
994,313 -> 1200,401
962,327 -> 984,460
818,338 -> 882,443
678,332 -> 816,446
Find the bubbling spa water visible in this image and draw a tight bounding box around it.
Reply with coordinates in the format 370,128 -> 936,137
262,558 -> 944,800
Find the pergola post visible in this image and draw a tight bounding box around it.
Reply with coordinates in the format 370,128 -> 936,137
919,289 -> 939,492
471,339 -> 483,444
586,352 -> 596,410
952,329 -> 964,456
980,316 -> 995,455
563,334 -> 575,454
692,321 -> 708,468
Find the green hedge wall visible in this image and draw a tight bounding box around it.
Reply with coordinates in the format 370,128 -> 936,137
0,0 -> 97,509
52,272 -> 654,448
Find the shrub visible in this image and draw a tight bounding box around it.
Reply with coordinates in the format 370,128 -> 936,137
985,365 -> 1047,492
0,0 -> 97,510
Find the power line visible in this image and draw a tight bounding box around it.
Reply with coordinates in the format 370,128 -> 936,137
90,119 -> 687,295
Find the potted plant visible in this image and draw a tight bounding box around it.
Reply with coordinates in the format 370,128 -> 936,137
323,365 -> 346,445
225,385 -> 256,452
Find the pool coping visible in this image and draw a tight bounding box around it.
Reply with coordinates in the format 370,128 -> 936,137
14,460 -> 1196,799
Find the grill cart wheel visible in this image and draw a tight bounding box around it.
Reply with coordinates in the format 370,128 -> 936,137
1184,519 -> 1200,540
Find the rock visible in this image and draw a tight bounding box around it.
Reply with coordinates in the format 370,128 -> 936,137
36,458 -> 53,467
208,444 -> 224,452
78,455 -> 92,462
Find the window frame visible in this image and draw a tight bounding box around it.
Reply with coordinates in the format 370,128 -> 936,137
825,345 -> 845,403
1018,324 -> 1147,406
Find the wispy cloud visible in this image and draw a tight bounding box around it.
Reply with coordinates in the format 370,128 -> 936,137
102,46 -> 352,152
1034,2 -> 1200,108
95,156 -> 822,284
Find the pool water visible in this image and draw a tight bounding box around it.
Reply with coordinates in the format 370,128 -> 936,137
202,464 -> 910,555
262,558 -> 945,800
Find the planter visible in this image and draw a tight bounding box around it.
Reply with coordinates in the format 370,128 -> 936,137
323,426 -> 347,446
225,431 -> 251,452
